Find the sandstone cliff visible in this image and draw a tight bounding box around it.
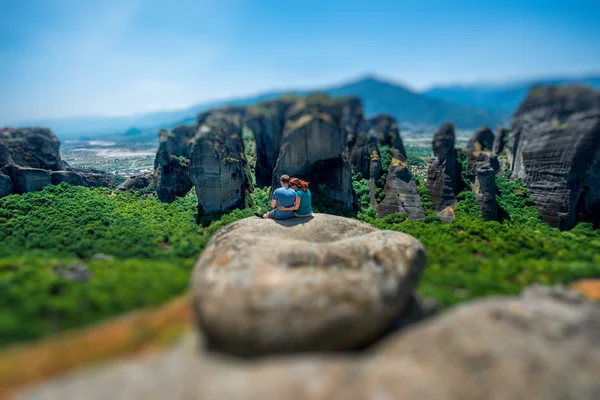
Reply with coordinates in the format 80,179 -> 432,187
509,86 -> 600,229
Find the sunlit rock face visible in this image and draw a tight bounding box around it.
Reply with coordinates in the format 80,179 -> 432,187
466,127 -> 500,221
426,123 -> 463,212
188,114 -> 250,215
376,157 -> 425,220
509,86 -> 600,229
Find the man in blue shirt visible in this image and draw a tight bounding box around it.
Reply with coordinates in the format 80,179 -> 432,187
255,174 -> 296,220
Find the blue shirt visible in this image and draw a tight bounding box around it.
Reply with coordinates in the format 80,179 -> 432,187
272,187 -> 296,219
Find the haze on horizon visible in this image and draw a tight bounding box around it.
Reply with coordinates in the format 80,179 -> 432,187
1,0 -> 599,123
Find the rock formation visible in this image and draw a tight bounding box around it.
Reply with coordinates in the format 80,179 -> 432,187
192,214 -> 426,356
0,127 -> 115,196
154,126 -> 195,202
245,100 -> 296,187
0,127 -> 66,171
22,283 -> 600,400
509,86 -> 600,229
271,103 -> 357,209
426,123 -> 463,212
465,126 -> 494,181
465,127 -> 500,221
376,158 -> 426,220
0,170 -> 13,197
493,125 -> 508,156
368,142 -> 382,205
116,172 -> 155,192
473,153 -> 500,221
188,114 -> 249,215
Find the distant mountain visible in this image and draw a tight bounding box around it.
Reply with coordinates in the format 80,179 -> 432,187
9,76 -> 509,139
424,75 -> 600,115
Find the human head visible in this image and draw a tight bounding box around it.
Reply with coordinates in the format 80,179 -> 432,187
289,177 -> 309,192
280,174 -> 290,186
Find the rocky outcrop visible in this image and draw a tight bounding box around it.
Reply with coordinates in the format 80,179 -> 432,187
0,171 -> 13,197
154,126 -> 195,202
245,100 -> 296,187
272,109 -> 356,209
116,172 -> 155,192
376,158 -> 425,220
188,115 -> 249,215
465,128 -> 500,221
0,127 -> 66,171
473,153 -> 500,221
51,171 -> 87,187
23,285 -> 600,400
2,166 -> 52,194
437,205 -> 455,223
493,125 -> 508,155
465,126 -> 494,181
192,214 -> 426,356
509,86 -> 600,229
368,145 -> 382,205
426,123 -> 463,212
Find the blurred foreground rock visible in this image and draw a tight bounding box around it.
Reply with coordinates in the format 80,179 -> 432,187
19,284 -> 600,400
192,214 -> 426,356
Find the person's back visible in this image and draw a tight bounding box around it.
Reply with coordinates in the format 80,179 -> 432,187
295,188 -> 312,216
273,187 -> 296,219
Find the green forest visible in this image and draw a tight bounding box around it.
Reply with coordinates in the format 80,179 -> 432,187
1,167 -> 599,346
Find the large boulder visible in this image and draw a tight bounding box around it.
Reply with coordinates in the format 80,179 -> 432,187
0,170 -> 13,197
188,114 -> 249,215
154,126 -> 195,202
509,86 -> 600,229
0,127 -> 66,170
376,158 -> 425,220
192,214 -> 426,356
426,123 -> 463,212
272,112 -> 357,209
22,286 -> 600,400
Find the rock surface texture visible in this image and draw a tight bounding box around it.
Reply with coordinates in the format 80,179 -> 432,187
465,126 -> 494,181
20,285 -> 600,400
376,158 -> 426,220
154,126 -> 195,202
116,172 -> 155,192
0,127 -> 114,196
509,86 -> 600,229
192,214 -> 426,356
188,114 -> 249,215
272,107 -> 357,209
0,170 -> 13,197
465,128 -> 500,221
426,123 -> 463,212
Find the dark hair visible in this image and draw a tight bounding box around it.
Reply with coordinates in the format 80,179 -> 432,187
280,175 -> 290,184
289,177 -> 309,192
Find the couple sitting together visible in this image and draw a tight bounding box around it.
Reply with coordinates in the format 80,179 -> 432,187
255,174 -> 313,220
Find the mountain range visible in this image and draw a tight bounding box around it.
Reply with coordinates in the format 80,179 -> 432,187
8,74 -> 600,139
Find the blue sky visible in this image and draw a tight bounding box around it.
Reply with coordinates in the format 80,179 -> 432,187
1,0 -> 599,122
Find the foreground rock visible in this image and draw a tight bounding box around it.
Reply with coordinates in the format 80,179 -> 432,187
192,214 -> 426,356
508,86 -> 600,229
21,285 -> 600,400
426,123 -> 463,212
